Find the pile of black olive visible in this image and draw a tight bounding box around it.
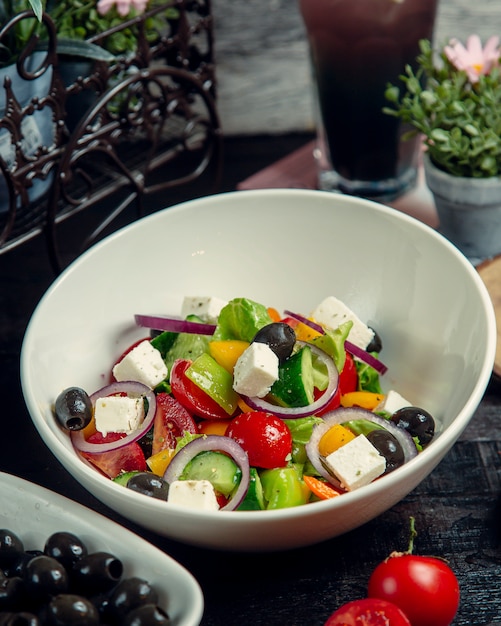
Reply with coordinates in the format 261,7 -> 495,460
0,529 -> 171,625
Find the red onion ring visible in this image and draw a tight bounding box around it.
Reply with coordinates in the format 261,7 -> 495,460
240,341 -> 338,419
163,435 -> 250,511
70,381 -> 156,454
135,314 -> 216,336
284,309 -> 388,375
283,310 -> 324,334
305,407 -> 418,485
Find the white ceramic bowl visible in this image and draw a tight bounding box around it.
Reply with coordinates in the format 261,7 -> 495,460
0,472 -> 203,624
21,189 -> 496,552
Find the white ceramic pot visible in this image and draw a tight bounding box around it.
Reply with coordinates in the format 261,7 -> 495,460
423,153 -> 501,263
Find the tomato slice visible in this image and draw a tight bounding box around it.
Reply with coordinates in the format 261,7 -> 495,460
152,392 -> 198,455
170,359 -> 232,420
80,432 -> 147,479
325,598 -> 411,626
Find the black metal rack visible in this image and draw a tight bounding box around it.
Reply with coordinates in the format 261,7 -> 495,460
0,0 -> 222,273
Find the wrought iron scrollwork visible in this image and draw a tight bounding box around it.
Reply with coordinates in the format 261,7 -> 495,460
0,0 -> 221,273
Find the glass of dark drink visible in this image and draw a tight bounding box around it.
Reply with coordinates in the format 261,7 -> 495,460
299,0 -> 438,201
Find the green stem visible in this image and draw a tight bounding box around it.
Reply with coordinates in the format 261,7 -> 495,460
406,516 -> 418,555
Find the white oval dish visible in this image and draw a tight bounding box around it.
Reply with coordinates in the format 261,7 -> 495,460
0,472 -> 204,624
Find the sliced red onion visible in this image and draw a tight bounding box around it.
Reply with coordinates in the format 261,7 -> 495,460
345,340 -> 388,375
70,381 -> 156,454
135,314 -> 216,336
305,407 -> 418,486
283,310 -> 324,334
240,341 -> 338,419
163,435 -> 250,511
284,309 -> 387,375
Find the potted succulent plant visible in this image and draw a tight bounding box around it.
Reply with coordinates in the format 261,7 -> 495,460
384,35 -> 501,262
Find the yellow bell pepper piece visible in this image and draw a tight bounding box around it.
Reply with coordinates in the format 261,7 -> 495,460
147,448 -> 176,476
209,340 -> 250,373
318,424 -> 356,457
294,320 -> 323,342
340,391 -> 385,410
237,397 -> 255,413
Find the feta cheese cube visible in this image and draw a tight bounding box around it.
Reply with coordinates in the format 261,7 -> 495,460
94,395 -> 145,437
233,342 -> 279,398
167,480 -> 220,511
375,390 -> 412,415
324,434 -> 386,491
311,296 -> 375,350
181,296 -> 227,323
112,340 -> 167,388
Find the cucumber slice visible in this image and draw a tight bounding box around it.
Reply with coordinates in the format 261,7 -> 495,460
180,450 -> 241,497
112,471 -> 140,487
269,345 -> 315,408
160,315 -> 211,371
238,467 -> 265,510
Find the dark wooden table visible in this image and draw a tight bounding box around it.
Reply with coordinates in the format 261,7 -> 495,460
2,134 -> 501,626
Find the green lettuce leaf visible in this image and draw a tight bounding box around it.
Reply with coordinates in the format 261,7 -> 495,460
213,297 -> 273,342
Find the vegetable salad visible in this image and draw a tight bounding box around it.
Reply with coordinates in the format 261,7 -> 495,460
54,296 -> 436,512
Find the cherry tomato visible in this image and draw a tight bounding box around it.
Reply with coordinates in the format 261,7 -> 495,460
152,392 -> 198,455
226,411 -> 292,468
170,359 -> 231,420
324,598 -> 411,626
368,554 -> 460,626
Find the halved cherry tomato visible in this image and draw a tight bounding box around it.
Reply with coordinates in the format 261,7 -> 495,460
152,392 -> 198,455
170,359 -> 232,420
226,411 -> 292,468
80,432 -> 147,479
324,598 -> 411,626
368,554 -> 460,626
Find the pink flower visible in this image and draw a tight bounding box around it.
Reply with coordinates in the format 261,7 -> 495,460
97,0 -> 148,17
444,34 -> 501,83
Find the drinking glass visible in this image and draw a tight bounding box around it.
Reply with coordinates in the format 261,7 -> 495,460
299,0 -> 439,201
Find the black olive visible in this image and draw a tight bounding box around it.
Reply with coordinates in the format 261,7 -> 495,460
366,429 -> 405,474
123,603 -> 171,626
108,577 -> 158,620
71,552 -> 123,596
6,551 -> 42,578
0,530 -> 24,568
54,387 -> 93,431
252,322 -> 296,364
45,594 -> 99,626
126,473 -> 169,501
391,406 -> 435,447
44,532 -> 88,571
23,556 -> 68,601
0,612 -> 40,626
0,577 -> 24,610
366,327 -> 383,353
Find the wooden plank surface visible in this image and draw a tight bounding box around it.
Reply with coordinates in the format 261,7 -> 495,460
213,0 -> 501,135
